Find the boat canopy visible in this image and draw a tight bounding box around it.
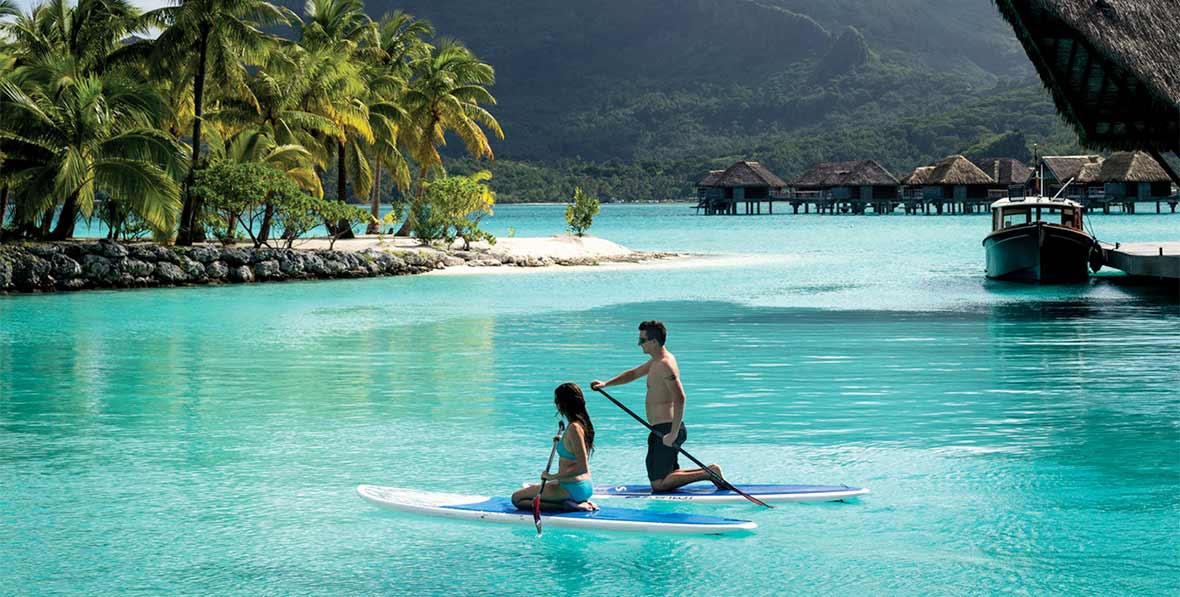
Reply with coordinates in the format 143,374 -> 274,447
989,196 -> 1083,210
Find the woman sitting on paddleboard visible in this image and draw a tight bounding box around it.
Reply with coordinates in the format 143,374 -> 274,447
512,383 -> 597,512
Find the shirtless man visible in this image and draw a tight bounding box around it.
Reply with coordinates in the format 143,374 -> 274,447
591,320 -> 723,492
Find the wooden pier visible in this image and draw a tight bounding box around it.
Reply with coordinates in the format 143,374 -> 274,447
1101,242 -> 1180,281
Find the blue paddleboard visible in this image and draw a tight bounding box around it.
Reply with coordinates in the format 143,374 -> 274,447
357,485 -> 757,534
593,483 -> 869,503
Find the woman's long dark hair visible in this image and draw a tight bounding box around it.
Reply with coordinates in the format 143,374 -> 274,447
554,382 -> 594,454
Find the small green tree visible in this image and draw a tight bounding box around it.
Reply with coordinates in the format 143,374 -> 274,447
418,171 -> 497,249
565,186 -> 600,236
193,162 -> 374,248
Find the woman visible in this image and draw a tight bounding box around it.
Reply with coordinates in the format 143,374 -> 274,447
512,383 -> 597,512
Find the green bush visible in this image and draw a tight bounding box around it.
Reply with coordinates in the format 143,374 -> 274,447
193,162 -> 375,248
417,171 -> 497,249
565,186 -> 600,236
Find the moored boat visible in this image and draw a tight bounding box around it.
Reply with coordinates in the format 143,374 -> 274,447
983,196 -> 1099,282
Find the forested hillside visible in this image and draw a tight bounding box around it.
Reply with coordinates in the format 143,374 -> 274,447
312,0 -> 1081,201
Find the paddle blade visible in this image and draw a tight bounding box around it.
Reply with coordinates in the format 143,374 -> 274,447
533,495 -> 542,536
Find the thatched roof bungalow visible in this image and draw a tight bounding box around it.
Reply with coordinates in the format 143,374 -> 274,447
903,155 -> 995,205
975,157 -> 1033,199
994,0 -> 1180,183
1096,151 -> 1174,203
695,161 -> 788,214
791,160 -> 900,202
1038,155 -> 1104,199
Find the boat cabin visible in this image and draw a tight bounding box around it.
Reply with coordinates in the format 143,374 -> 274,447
990,197 -> 1083,232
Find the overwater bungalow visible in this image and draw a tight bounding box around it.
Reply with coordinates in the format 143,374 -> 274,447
974,157 -> 1032,201
788,160 -> 900,214
694,161 -> 789,215
1095,151 -> 1177,213
1038,155 -> 1104,204
901,155 -> 995,214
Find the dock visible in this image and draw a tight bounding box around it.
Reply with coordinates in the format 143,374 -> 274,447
1101,242 -> 1180,282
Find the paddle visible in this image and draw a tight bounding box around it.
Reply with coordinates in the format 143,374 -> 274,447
594,387 -> 773,509
533,420 -> 565,536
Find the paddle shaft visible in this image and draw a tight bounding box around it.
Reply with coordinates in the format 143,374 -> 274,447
594,387 -> 773,509
534,421 -> 565,534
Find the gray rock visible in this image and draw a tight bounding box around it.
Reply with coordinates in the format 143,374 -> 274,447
278,252 -> 305,275
179,256 -> 206,280
187,246 -> 220,263
303,254 -> 327,275
228,265 -> 254,283
476,257 -> 502,267
443,256 -> 466,267
129,244 -> 170,262
253,260 -> 281,280
251,248 -> 276,263
97,238 -> 128,258
27,244 -> 59,258
62,278 -> 88,290
154,262 -> 187,283
13,254 -> 51,289
0,258 -> 12,289
205,260 -> 228,279
82,254 -> 112,279
123,259 -> 154,277
220,248 -> 250,266
50,254 -> 82,278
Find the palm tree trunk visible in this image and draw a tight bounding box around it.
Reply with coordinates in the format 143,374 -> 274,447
38,209 -> 53,239
394,164 -> 429,237
366,159 -> 381,234
334,139 -> 355,239
49,191 -> 81,241
177,23 -> 211,246
258,203 -> 274,245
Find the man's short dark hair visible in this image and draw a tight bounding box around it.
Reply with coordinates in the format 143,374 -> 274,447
639,320 -> 667,346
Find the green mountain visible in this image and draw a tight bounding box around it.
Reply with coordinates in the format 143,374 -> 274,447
315,0 -> 1082,201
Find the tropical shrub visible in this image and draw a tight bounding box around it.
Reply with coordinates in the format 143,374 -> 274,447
192,162 -> 374,248
417,171 -> 497,249
565,186 -> 600,236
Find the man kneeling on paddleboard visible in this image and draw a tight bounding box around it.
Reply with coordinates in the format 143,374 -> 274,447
512,383 -> 598,512
591,320 -> 724,493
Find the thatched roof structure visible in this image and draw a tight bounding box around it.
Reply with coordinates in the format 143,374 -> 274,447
974,158 -> 1033,185
696,170 -> 724,187
1041,155 -> 1103,182
711,161 -> 789,188
921,155 -> 995,185
902,166 -> 935,186
993,0 -> 1180,152
791,160 -> 900,187
1097,151 -> 1172,182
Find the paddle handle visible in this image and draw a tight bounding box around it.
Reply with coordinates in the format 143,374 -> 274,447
594,387 -> 773,509
534,421 -> 565,535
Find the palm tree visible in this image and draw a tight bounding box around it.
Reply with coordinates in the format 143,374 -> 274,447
296,0 -> 377,239
0,65 -> 185,239
142,0 -> 293,245
0,0 -> 154,239
395,40 -> 502,236
360,10 -> 431,233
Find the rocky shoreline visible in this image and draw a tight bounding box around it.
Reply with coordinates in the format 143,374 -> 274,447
0,239 -> 674,294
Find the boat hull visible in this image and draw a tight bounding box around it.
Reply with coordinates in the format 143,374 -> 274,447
984,222 -> 1094,282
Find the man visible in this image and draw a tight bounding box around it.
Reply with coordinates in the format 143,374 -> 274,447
591,320 -> 723,492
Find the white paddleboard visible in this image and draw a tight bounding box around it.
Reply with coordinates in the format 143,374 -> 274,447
356,485 -> 757,534
521,482 -> 869,503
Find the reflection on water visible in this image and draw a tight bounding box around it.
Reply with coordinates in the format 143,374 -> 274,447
1,208 -> 1178,594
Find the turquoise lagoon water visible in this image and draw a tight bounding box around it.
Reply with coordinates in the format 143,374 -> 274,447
2,205 -> 1179,594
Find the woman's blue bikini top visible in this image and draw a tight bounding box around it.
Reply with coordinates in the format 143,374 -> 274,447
555,427 -> 577,460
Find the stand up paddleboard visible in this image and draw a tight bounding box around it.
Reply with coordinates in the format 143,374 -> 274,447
520,482 -> 869,503
356,485 -> 757,535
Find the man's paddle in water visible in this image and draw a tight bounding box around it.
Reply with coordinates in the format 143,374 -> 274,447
591,320 -> 770,508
